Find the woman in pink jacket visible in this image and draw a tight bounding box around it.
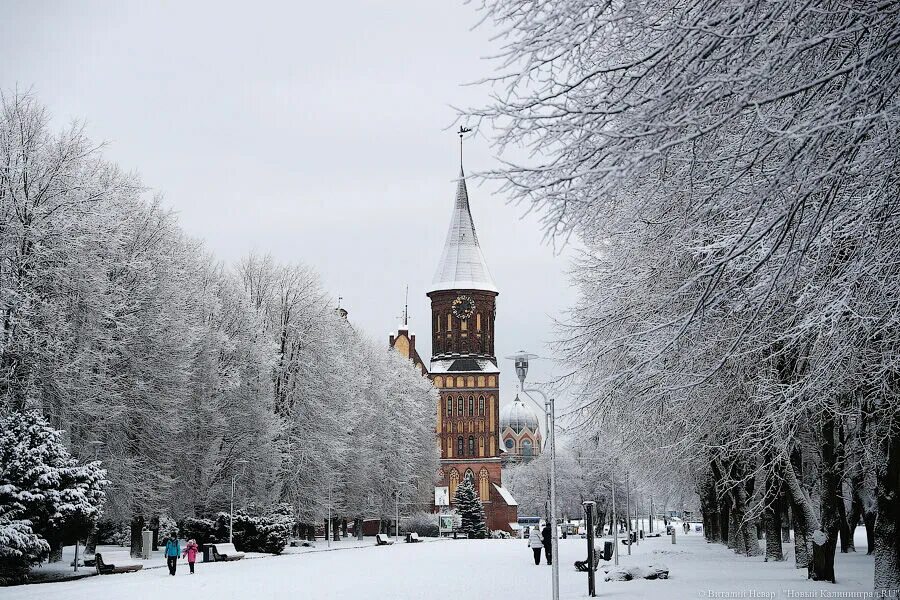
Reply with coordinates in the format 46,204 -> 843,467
182,539 -> 199,574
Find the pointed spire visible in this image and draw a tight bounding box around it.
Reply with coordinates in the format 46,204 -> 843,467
428,130 -> 498,294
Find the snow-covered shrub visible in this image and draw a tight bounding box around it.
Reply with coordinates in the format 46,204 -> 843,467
231,511 -> 291,554
0,411 -> 106,582
178,517 -> 222,547
402,512 -> 439,537
0,514 -> 50,585
98,520 -> 129,546
156,514 -> 178,539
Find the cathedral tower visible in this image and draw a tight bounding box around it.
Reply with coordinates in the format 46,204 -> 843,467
425,136 -> 516,532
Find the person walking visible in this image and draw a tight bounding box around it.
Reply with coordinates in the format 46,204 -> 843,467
182,539 -> 198,574
541,522 -> 553,566
529,525 -> 543,565
164,533 -> 181,576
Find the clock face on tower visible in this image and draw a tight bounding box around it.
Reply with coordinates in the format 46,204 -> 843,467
452,295 -> 476,320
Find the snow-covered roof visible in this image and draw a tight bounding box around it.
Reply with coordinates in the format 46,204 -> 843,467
427,167 -> 498,294
500,395 -> 541,434
493,484 -> 518,507
429,357 -> 500,375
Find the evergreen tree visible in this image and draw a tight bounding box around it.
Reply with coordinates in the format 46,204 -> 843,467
453,477 -> 488,539
0,411 -> 106,582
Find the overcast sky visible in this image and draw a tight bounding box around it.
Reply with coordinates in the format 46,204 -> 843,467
1,1 -> 577,410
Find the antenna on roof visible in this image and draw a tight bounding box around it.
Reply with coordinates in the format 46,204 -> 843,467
458,125 -> 471,170
403,285 -> 409,326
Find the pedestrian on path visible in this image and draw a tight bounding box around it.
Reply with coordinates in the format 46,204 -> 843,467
529,526 -> 543,565
541,522 -> 553,566
182,539 -> 198,574
164,533 -> 181,576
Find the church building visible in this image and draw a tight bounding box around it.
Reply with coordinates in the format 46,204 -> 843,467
390,140 -> 518,533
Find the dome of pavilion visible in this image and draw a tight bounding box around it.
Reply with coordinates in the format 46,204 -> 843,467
499,395 -> 540,434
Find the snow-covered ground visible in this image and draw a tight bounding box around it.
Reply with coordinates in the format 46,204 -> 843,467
8,530 -> 873,599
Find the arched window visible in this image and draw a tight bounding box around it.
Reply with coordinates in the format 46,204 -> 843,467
522,439 -> 533,458
449,469 -> 460,499
468,396 -> 474,416
464,468 -> 475,484
457,436 -> 464,457
446,396 -> 452,417
479,468 -> 490,501
457,396 -> 463,416
468,436 -> 475,456
479,395 -> 485,416
504,438 -> 515,450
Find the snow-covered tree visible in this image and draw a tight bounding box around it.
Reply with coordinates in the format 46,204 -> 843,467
0,411 -> 106,577
453,476 -> 487,539
468,0 -> 900,589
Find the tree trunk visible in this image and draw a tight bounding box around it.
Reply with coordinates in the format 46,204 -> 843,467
873,425 -> 900,594
332,517 -> 340,541
355,518 -> 364,540
341,518 -> 348,538
85,524 -> 100,555
781,499 -> 792,543
785,457 -> 816,569
130,515 -> 145,559
864,511 -> 876,556
814,409 -> 841,583
764,469 -> 784,561
48,540 -> 63,562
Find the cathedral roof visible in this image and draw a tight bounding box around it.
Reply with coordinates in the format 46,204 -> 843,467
500,395 -> 541,434
428,166 -> 498,294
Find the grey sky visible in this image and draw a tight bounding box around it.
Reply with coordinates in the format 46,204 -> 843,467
1,1 -> 577,408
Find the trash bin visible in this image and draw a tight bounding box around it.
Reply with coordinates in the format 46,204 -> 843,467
602,540 -> 614,561
203,546 -> 215,563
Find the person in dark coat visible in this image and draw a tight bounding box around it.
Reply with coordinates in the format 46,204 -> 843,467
541,522 -> 553,565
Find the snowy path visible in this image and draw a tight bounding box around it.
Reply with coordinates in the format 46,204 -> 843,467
6,533 -> 873,599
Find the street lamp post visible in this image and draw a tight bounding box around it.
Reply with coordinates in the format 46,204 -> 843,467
506,351 -> 559,600
230,460 -> 248,545
75,441 -> 105,573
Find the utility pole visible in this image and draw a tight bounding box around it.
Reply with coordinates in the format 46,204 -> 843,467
612,471 -> 619,566
626,471 -> 632,556
650,495 -> 654,534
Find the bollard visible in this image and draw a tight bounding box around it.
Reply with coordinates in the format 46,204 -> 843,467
142,529 -> 153,560
671,530 -> 677,545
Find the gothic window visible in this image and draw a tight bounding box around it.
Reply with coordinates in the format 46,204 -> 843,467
457,436 -> 464,457
447,314 -> 452,331
457,396 -> 463,416
468,396 -> 474,416
468,436 -> 475,456
479,395 -> 485,416
479,468 -> 490,501
446,396 -> 452,417
461,319 -> 467,331
449,469 -> 460,499
436,315 -> 441,333
464,468 -> 475,483
476,313 -> 481,331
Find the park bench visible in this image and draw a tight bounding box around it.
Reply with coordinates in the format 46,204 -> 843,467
375,533 -> 394,546
94,553 -> 143,575
208,543 -> 245,562
574,540 -> 614,572
405,532 -> 421,543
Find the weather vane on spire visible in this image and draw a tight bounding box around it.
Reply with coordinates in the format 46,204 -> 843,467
458,125 -> 472,168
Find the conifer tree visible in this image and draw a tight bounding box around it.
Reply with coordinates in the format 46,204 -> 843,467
453,476 -> 488,539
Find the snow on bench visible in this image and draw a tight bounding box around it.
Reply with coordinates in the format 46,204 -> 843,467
94,553 -> 143,575
375,534 -> 395,546
405,532 -> 421,543
602,563 -> 669,581
208,543 -> 245,561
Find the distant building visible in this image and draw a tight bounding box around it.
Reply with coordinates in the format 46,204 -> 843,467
499,395 -> 542,463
